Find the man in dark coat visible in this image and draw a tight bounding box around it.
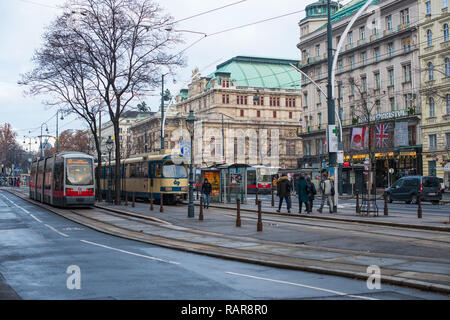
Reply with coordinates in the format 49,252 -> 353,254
296,174 -> 310,214
306,176 -> 316,213
276,174 -> 292,213
201,178 -> 212,209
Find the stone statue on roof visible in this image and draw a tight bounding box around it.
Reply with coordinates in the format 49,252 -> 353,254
191,67 -> 200,81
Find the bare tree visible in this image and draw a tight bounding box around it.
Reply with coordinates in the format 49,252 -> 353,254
20,16 -> 105,200
22,0 -> 184,204
347,77 -> 384,215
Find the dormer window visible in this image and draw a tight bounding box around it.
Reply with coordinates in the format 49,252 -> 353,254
222,79 -> 230,88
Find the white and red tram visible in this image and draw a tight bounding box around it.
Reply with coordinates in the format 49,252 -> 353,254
30,152 -> 95,207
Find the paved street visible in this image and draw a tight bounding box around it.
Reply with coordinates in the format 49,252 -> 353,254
1,187 -> 449,300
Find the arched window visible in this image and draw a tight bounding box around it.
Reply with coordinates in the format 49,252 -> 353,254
427,29 -> 433,46
428,62 -> 434,81
446,57 -> 450,77
429,97 -> 435,117
444,24 -> 449,42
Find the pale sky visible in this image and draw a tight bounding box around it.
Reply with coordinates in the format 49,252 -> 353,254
0,0 -> 335,149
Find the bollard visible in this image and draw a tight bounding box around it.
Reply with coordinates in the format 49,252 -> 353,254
160,194 -> 164,213
236,198 -> 241,227
356,191 -> 361,214
257,200 -> 263,232
271,187 -> 275,207
125,191 -> 128,206
199,196 -> 204,221
255,188 -> 259,205
132,192 -> 135,208
150,192 -> 154,211
383,192 -> 388,216
417,194 -> 422,219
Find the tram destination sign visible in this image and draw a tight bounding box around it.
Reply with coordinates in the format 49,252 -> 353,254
358,109 -> 407,124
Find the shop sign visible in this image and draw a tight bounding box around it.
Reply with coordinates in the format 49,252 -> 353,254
358,109 -> 407,124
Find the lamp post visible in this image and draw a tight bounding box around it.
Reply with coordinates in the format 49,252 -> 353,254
161,74 -> 172,150
40,123 -> 49,158
186,110 -> 198,218
106,136 -> 114,203
55,110 -> 64,153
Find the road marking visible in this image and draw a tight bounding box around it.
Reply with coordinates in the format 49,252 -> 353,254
225,272 -> 378,300
44,224 -> 69,238
80,240 -> 180,265
29,214 -> 43,223
13,204 -> 31,214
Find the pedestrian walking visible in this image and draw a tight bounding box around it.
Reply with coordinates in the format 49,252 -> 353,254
318,173 -> 334,213
306,176 -> 316,213
201,178 -> 212,209
296,174 -> 310,214
276,174 -> 292,213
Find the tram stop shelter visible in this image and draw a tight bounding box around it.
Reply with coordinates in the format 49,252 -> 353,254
199,163 -> 250,204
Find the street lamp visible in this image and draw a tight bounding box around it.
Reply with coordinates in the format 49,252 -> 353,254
161,73 -> 172,150
106,136 -> 114,203
186,110 -> 198,218
56,110 -> 64,153
40,123 -> 49,158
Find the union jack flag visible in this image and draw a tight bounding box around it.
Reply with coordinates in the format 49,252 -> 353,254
376,124 -> 390,149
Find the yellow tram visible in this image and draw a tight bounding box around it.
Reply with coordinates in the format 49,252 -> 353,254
99,150 -> 188,204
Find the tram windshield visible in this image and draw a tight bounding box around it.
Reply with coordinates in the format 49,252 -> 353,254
66,158 -> 93,186
258,168 -> 278,183
162,164 -> 188,178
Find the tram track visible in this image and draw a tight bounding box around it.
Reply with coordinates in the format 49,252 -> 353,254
89,204 -> 450,265
3,188 -> 450,293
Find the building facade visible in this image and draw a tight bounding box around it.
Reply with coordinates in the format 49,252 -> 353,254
297,0 -> 423,191
130,56 -> 303,169
90,111 -> 153,162
419,0 -> 450,186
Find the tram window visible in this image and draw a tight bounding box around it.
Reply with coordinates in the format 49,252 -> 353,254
155,164 -> 162,177
162,165 -> 187,178
66,158 -> 93,186
54,162 -> 63,191
142,164 -> 148,177
129,163 -> 137,178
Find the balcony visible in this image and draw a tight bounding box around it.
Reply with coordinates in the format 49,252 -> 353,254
397,22 -> 410,31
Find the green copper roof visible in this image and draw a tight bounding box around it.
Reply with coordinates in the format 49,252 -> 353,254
206,56 -> 301,90
313,0 -> 379,31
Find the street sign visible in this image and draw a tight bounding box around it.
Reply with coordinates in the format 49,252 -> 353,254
327,125 -> 339,153
337,150 -> 344,164
180,141 -> 191,162
350,171 -> 355,184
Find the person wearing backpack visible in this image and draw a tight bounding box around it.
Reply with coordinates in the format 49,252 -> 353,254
276,173 -> 292,213
318,172 -> 333,213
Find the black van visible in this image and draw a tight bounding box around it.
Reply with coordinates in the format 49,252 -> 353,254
385,176 -> 442,204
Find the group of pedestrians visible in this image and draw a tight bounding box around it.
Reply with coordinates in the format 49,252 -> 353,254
276,172 -> 335,214
198,172 -> 335,214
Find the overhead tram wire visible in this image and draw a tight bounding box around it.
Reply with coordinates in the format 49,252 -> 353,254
171,7 -> 307,58
169,0 -> 248,26
16,0 -> 61,9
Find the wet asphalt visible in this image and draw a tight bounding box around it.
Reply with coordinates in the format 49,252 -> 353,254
0,189 -> 448,300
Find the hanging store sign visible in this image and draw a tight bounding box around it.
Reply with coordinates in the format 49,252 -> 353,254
358,109 -> 408,124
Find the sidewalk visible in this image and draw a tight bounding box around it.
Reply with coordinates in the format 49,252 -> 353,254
4,187 -> 450,294
197,196 -> 450,232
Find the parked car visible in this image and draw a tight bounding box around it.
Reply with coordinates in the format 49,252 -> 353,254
385,176 -> 442,205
